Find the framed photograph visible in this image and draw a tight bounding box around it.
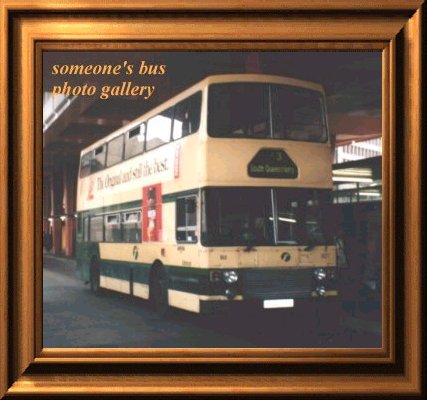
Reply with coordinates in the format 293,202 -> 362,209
0,0 -> 424,398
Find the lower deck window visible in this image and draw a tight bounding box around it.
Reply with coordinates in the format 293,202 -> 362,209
83,217 -> 89,242
122,211 -> 142,242
90,216 -> 104,242
176,196 -> 197,243
86,209 -> 141,243
105,214 -> 121,242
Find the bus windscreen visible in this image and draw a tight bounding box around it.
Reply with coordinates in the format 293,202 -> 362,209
201,187 -> 332,247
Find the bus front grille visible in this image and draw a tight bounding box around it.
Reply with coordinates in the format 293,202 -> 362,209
241,268 -> 313,299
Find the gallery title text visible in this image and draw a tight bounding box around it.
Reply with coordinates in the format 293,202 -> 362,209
50,60 -> 166,100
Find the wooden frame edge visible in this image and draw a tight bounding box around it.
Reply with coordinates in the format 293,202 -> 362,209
1,1 -> 425,398
0,0 -> 10,398
4,371 -> 424,396
402,6 -> 423,395
0,0 -> 425,12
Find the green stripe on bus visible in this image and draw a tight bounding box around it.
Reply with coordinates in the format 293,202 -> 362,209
97,259 -> 217,295
162,188 -> 198,203
82,256 -> 323,298
78,200 -> 141,217
77,188 -> 199,216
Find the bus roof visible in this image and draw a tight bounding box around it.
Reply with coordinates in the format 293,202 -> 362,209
80,73 -> 325,155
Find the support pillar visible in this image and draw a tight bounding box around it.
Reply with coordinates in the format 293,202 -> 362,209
42,179 -> 51,234
63,160 -> 77,257
50,156 -> 64,255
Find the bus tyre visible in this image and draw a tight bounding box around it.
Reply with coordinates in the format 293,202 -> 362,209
150,265 -> 169,317
90,258 -> 101,294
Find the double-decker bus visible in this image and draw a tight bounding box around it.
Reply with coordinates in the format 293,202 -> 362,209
75,74 -> 338,315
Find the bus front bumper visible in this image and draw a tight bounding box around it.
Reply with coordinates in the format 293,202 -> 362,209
167,288 -> 338,314
167,266 -> 339,314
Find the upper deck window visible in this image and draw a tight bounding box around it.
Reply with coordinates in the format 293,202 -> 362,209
172,92 -> 202,140
80,152 -> 92,178
271,85 -> 327,142
79,145 -> 106,178
208,83 -> 269,138
146,107 -> 173,151
106,135 -> 124,167
208,82 -> 327,143
125,125 -> 145,159
92,145 -> 106,173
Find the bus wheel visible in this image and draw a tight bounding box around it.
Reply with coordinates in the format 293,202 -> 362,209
149,265 -> 169,317
90,258 -> 101,294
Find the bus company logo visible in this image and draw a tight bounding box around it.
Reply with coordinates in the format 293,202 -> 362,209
132,245 -> 139,260
248,148 -> 298,179
281,252 -> 291,262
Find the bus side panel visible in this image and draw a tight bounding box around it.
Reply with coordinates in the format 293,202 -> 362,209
99,260 -> 132,295
96,258 -> 151,299
131,263 -> 151,299
167,265 -> 212,295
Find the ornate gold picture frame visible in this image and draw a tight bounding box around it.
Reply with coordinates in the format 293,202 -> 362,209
0,0 -> 424,397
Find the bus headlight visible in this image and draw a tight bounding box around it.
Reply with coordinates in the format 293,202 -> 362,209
314,268 -> 327,281
316,285 -> 326,296
223,270 -> 238,284
225,287 -> 237,300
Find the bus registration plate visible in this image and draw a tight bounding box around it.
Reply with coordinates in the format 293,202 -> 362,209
263,299 -> 294,309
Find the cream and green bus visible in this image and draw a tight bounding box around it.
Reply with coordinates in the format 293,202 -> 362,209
76,74 -> 338,315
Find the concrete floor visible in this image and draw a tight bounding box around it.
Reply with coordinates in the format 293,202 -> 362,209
43,254 -> 381,348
